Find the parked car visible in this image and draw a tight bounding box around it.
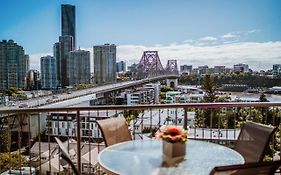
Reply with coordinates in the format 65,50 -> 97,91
19,103 -> 28,108
8,101 -> 16,106
46,99 -> 53,103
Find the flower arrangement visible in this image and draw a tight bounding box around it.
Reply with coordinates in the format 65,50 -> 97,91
156,126 -> 188,143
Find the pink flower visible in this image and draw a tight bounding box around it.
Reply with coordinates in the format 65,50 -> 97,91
156,132 -> 163,139
156,125 -> 188,143
165,127 -> 181,136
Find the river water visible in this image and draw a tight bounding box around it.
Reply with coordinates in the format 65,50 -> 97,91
72,92 -> 281,107
226,92 -> 281,102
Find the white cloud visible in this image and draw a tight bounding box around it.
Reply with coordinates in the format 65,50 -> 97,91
117,41 -> 281,71
29,41 -> 281,72
29,52 -> 51,71
183,39 -> 194,43
221,33 -> 238,39
247,29 -> 260,34
199,36 -> 218,41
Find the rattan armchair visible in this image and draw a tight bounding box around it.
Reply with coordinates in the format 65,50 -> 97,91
234,121 -> 276,163
209,160 -> 281,175
96,117 -> 132,147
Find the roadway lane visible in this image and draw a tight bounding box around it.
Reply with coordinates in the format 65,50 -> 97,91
0,75 -> 178,109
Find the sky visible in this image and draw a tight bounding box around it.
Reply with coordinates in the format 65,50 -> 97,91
1,0 -> 281,71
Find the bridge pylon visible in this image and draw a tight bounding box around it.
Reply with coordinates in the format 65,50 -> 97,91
165,60 -> 179,75
136,51 -> 164,79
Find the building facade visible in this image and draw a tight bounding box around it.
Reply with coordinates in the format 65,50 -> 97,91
180,65 -> 192,74
54,36 -> 74,87
25,69 -> 40,90
0,40 -> 29,90
233,63 -> 249,73
40,56 -> 57,89
116,61 -> 126,72
94,44 -> 116,85
61,4 -> 76,49
214,66 -> 226,73
46,112 -> 111,139
53,42 -> 61,86
273,64 -> 281,78
67,49 -> 91,85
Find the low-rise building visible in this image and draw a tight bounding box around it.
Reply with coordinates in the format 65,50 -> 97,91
233,63 -> 249,73
127,90 -> 150,105
45,111 -> 117,139
165,91 -> 182,103
177,85 -> 203,94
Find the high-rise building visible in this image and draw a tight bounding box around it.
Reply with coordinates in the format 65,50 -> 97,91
273,64 -> 281,78
198,65 -> 209,75
180,65 -> 192,74
54,36 -> 74,87
41,56 -> 57,89
116,61 -> 126,72
0,40 -> 29,90
94,44 -> 116,85
53,42 -> 61,86
68,49 -> 91,85
214,66 -> 226,73
61,4 -> 76,48
233,63 -> 249,72
25,69 -> 40,90
24,54 -> 30,72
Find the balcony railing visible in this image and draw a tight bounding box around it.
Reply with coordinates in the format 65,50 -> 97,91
0,102 -> 281,174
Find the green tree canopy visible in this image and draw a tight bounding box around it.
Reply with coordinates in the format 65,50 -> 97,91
259,93 -> 269,102
161,86 -> 174,92
201,75 -> 217,102
0,152 -> 28,172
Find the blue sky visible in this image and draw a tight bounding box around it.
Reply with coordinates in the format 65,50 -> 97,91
1,0 -> 281,71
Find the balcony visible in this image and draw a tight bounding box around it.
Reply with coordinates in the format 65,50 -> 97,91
0,102 -> 281,174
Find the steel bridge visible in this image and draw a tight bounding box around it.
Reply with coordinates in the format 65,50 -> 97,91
134,51 -> 179,79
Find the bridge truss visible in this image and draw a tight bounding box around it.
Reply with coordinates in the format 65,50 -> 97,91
137,51 -> 165,78
135,51 -> 179,79
165,60 -> 179,75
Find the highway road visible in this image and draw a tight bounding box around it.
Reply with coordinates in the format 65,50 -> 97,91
0,75 -> 178,110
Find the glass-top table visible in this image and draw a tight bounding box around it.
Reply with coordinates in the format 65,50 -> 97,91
98,140 -> 244,175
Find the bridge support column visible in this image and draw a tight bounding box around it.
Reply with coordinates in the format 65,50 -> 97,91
166,78 -> 178,89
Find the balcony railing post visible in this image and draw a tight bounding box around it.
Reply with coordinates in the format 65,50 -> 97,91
28,113 -> 32,174
277,123 -> 281,159
184,108 -> 188,130
76,110 -> 81,174
38,113 -> 42,175
18,114 -> 22,175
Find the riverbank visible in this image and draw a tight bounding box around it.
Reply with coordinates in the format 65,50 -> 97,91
222,91 -> 281,102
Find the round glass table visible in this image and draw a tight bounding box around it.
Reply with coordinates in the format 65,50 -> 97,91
98,140 -> 244,175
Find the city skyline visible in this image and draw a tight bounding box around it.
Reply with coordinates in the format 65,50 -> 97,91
1,0 -> 281,71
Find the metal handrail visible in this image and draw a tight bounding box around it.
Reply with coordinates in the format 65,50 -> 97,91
1,101 -> 281,174
1,102 -> 281,114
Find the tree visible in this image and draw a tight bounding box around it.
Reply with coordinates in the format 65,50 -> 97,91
201,74 -> 217,103
4,87 -> 21,100
160,86 -> 174,92
0,129 -> 9,152
0,152 -> 28,172
179,73 -> 191,84
259,93 -> 269,102
123,110 -> 142,123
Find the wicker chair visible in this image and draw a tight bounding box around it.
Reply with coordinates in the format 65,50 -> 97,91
234,121 -> 276,163
209,160 -> 281,175
96,117 -> 132,147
